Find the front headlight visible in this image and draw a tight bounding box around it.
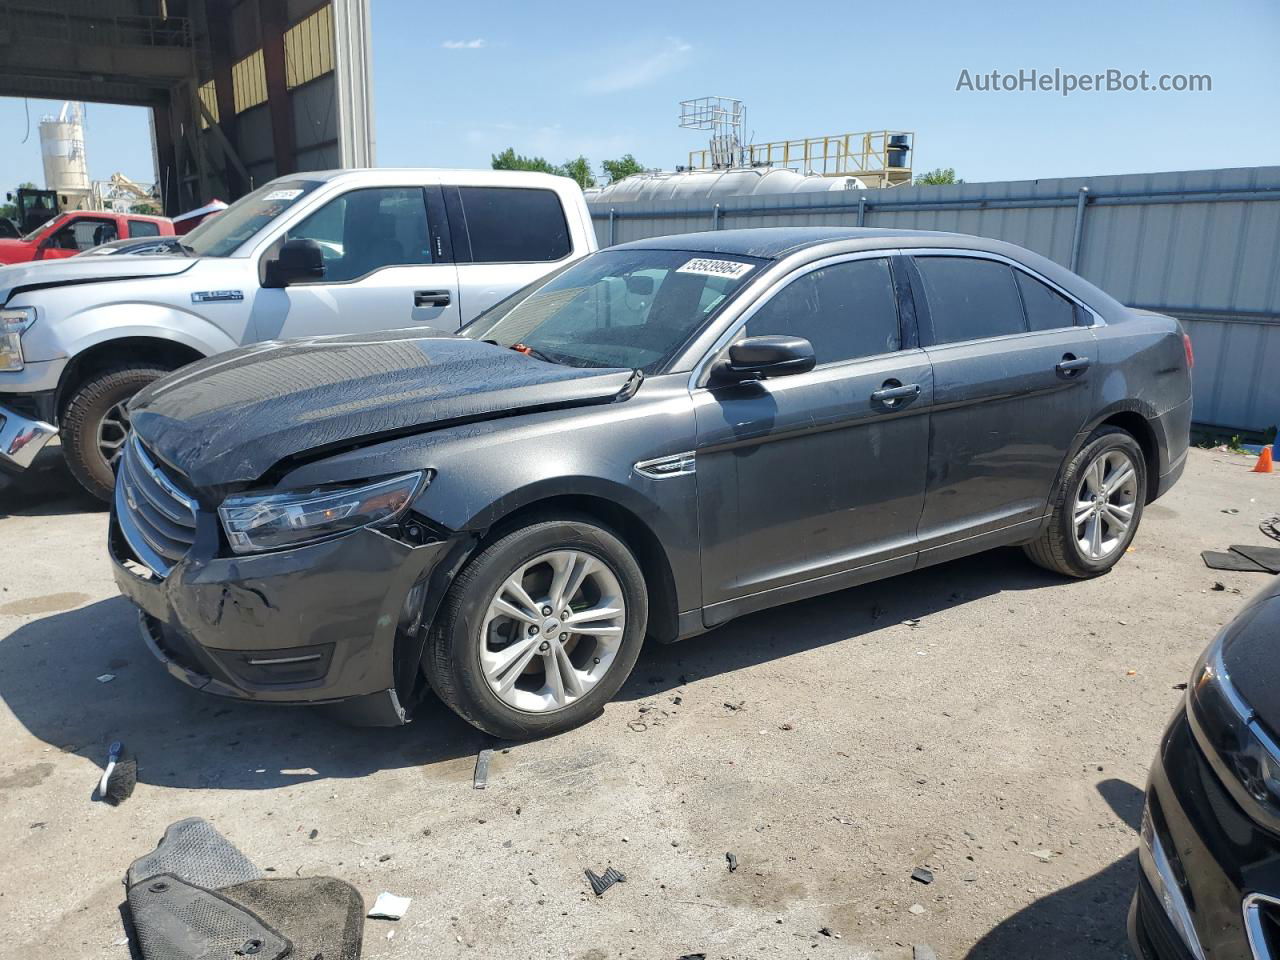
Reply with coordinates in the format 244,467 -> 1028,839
218,471 -> 426,554
1187,637 -> 1280,832
0,307 -> 37,372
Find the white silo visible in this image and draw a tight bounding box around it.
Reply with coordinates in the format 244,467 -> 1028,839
40,102 -> 92,210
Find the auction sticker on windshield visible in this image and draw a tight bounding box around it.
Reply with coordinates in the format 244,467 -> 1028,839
676,258 -> 754,279
264,189 -> 304,202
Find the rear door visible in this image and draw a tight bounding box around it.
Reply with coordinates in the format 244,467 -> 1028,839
258,185 -> 461,338
909,251 -> 1097,556
692,253 -> 933,623
444,185 -> 577,325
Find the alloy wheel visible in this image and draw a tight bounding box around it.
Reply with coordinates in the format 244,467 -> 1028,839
98,400 -> 131,468
1073,449 -> 1138,561
479,549 -> 626,713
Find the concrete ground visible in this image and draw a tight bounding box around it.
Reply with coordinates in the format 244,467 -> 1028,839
1,445 -> 1276,959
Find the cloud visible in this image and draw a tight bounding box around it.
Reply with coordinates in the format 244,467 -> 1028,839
587,37 -> 692,94
441,38 -> 486,49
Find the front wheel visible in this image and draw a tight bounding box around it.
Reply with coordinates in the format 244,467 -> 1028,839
424,517 -> 648,739
60,365 -> 171,502
1024,426 -> 1147,578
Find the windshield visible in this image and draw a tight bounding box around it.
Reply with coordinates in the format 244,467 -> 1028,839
21,215 -> 62,243
181,179 -> 323,257
462,248 -> 763,372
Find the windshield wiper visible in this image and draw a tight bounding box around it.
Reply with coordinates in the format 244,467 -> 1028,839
508,343 -> 561,364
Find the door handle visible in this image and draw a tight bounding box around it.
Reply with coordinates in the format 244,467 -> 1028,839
870,380 -> 922,406
1055,354 -> 1091,377
414,290 -> 451,308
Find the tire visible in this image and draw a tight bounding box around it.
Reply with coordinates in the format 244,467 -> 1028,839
61,365 -> 171,502
425,516 -> 648,739
1023,426 -> 1147,578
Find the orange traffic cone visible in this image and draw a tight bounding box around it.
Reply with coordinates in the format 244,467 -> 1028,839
1253,446 -> 1274,473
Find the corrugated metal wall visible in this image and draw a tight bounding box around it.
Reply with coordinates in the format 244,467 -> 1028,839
589,165 -> 1280,433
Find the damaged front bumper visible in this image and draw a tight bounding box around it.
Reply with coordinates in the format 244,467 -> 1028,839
0,400 -> 56,474
109,507 -> 469,725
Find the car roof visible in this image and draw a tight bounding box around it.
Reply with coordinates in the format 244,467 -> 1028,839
611,226 -> 967,259
277,168 -> 574,188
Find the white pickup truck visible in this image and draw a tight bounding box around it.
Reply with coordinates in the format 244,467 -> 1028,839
0,168 -> 598,500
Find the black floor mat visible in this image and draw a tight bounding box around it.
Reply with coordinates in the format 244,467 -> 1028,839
125,819 -> 363,960
127,818 -> 262,890
127,874 -> 290,960
1202,550 -> 1271,572
220,878 -> 364,960
1228,544 -> 1280,574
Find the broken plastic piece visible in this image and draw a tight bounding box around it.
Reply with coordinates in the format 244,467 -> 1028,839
726,852 -> 738,873
474,748 -> 493,790
911,867 -> 934,885
584,866 -> 626,897
367,892 -> 412,920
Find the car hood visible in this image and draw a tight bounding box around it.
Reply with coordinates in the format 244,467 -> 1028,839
129,329 -> 635,489
1220,577 -> 1280,734
0,254 -> 196,302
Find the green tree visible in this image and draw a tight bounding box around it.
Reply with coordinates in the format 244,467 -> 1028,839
559,155 -> 596,189
490,147 -> 560,175
915,167 -> 964,185
601,154 -> 645,184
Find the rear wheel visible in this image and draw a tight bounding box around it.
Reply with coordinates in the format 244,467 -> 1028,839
425,516 -> 648,739
1024,426 -> 1147,578
61,365 -> 170,502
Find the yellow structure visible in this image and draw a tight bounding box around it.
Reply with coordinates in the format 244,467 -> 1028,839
688,130 -> 914,188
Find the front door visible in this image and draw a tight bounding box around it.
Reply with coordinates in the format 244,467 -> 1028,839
252,185 -> 460,340
39,215 -> 119,259
693,254 -> 933,625
909,253 -> 1098,554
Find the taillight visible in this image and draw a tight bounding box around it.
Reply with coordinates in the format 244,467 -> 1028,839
1182,333 -> 1194,370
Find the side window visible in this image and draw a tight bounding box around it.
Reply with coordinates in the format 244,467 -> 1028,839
745,258 -> 901,365
1014,269 -> 1078,331
128,219 -> 161,238
915,256 -> 1026,344
457,187 -> 571,263
53,218 -> 117,250
285,187 -> 432,283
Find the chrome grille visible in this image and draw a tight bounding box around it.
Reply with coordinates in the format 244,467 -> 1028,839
116,434 -> 198,576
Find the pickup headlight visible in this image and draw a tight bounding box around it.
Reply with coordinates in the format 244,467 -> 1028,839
1187,634 -> 1280,832
0,307 -> 36,372
218,471 -> 426,554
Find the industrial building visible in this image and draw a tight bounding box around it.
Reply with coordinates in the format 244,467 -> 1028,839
0,0 -> 374,215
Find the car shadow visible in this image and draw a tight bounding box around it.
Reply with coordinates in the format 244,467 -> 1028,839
1,547 -> 1070,792
0,595 -> 489,791
0,443 -> 104,518
965,778 -> 1144,960
616,546 -> 1067,702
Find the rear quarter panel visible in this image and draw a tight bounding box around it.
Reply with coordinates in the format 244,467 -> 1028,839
1093,311 -> 1193,477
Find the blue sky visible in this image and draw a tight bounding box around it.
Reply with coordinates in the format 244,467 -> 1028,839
1,0 -> 1277,195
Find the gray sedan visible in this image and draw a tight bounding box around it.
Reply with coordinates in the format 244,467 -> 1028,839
110,227 -> 1192,738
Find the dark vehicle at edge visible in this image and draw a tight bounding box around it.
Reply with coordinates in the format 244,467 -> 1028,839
1130,579 -> 1280,960
109,227 -> 1193,738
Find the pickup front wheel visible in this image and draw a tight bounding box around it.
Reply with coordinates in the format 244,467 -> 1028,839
61,365 -> 171,502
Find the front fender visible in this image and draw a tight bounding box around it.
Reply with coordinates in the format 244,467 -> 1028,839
50,303 -> 239,362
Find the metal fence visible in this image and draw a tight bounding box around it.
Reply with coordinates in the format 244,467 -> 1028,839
588,165 -> 1280,434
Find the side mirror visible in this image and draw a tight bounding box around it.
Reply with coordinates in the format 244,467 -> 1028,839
263,237 -> 326,288
711,335 -> 816,384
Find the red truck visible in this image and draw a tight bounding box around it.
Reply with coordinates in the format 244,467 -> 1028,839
0,210 -> 175,264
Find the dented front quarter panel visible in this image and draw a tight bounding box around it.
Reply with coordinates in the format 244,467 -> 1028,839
277,373 -> 703,617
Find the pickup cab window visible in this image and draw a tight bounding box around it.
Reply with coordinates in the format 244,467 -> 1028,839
283,187 -> 433,282
48,217 -> 118,252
